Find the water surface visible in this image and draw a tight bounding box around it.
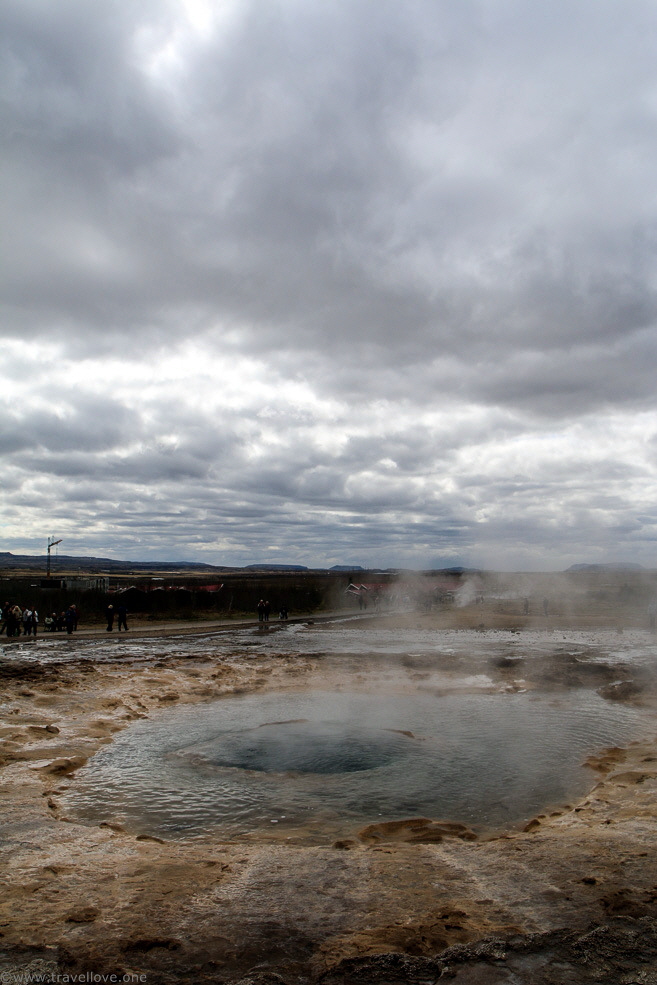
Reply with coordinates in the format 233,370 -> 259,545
62,684 -> 644,843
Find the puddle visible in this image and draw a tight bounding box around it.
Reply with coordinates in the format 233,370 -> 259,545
61,684 -> 645,844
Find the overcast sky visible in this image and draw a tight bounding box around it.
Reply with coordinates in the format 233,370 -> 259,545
3,0 -> 657,571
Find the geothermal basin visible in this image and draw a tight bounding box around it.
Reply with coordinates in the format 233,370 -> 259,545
62,682 -> 644,843
2,616 -> 657,984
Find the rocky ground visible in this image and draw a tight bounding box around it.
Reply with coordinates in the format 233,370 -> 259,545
1,615 -> 657,984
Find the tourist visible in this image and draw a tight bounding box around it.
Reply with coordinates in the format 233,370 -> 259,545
106,604 -> 115,632
27,605 -> 38,636
65,606 -> 75,635
11,604 -> 22,636
2,602 -> 15,637
22,606 -> 32,636
117,604 -> 129,632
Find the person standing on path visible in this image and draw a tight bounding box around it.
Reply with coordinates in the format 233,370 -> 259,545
117,605 -> 129,632
65,606 -> 75,635
106,604 -> 114,631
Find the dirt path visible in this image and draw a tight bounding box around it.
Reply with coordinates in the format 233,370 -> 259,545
3,607 -> 366,642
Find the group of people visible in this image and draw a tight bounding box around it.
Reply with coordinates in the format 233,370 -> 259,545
1,602 -> 79,637
105,604 -> 129,632
257,600 -> 288,621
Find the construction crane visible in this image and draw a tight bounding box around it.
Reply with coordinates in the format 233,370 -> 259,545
46,537 -> 62,578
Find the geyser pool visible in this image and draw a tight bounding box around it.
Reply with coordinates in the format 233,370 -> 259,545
192,718 -> 412,773
62,686 -> 643,843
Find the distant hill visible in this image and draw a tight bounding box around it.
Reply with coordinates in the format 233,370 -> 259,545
244,563 -> 308,571
0,552 -> 231,574
0,553 -> 387,576
566,562 -> 645,572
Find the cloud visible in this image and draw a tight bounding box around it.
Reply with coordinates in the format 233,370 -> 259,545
3,0 -> 657,568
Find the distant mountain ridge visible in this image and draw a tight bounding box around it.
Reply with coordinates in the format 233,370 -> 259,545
4,552 -> 646,576
0,553 -> 349,574
0,552 -> 230,573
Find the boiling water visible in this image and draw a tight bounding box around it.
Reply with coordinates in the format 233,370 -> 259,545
62,685 -> 643,843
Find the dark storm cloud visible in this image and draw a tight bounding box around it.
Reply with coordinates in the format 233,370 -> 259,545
5,0 -> 655,372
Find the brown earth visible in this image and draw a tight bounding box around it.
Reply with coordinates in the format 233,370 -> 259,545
1,612 -> 657,984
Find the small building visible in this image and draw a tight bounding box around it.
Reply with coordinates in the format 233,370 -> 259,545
62,576 -> 110,592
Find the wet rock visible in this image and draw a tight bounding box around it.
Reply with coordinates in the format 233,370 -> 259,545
65,907 -> 99,923
492,655 -> 525,669
318,921 -> 657,985
27,725 -> 59,736
317,951 -> 447,985
99,821 -> 126,832
585,746 -> 627,773
38,755 -> 87,775
607,769 -> 656,785
358,817 -> 477,844
122,937 -> 182,953
597,679 -> 643,701
0,660 -> 51,682
231,975 -> 289,985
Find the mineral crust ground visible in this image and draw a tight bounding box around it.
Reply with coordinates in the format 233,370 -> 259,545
1,612 -> 657,984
